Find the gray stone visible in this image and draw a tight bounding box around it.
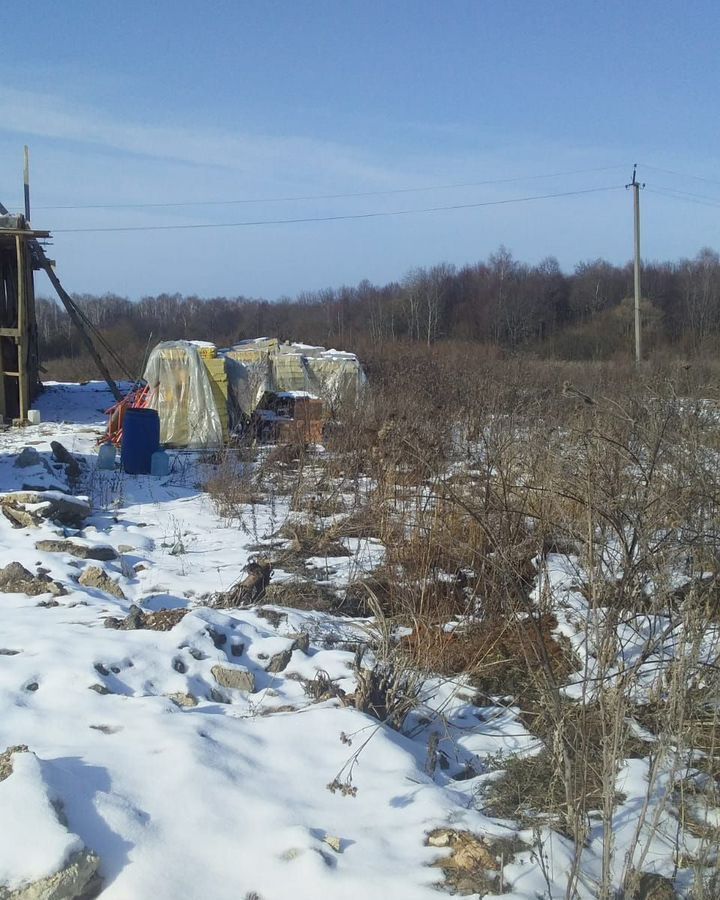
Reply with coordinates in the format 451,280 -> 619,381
50,441 -> 81,479
0,848 -> 101,900
289,632 -> 310,654
1,505 -> 39,529
0,757 -> 101,897
323,834 -> 342,853
13,447 -> 42,469
0,562 -> 34,584
168,692 -> 198,708
2,492 -> 90,528
124,605 -> 145,629
0,562 -> 65,598
0,745 -> 29,783
21,483 -> 69,495
103,606 -> 187,631
265,648 -> 293,674
211,665 -> 255,693
78,567 -> 126,600
35,541 -> 117,562
42,496 -> 90,528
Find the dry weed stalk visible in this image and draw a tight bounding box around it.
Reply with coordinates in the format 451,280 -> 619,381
203,353 -> 720,895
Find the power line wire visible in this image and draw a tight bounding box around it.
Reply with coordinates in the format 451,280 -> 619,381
51,184 -> 624,234
645,186 -> 720,209
32,164 -> 627,211
641,163 -> 720,189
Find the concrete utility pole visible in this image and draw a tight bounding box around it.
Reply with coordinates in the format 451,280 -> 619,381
627,164 -> 645,365
23,146 -> 30,223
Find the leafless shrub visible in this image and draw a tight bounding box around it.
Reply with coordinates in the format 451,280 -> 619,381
204,448 -> 262,521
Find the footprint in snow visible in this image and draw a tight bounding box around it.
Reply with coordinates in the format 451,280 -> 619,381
89,724 -> 123,734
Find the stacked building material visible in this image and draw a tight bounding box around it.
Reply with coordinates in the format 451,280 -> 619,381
254,392 -> 325,444
201,354 -> 229,442
143,342 -> 223,448
141,338 -> 366,448
224,339 -> 366,417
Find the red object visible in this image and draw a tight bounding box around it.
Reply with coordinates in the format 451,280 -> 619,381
102,384 -> 153,447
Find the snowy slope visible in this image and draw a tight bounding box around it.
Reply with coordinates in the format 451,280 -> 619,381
0,383 -> 530,900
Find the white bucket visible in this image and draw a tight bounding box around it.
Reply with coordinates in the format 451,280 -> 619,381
27,409 -> 41,425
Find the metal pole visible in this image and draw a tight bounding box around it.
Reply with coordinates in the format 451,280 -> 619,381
23,146 -> 30,223
633,180 -> 641,364
626,165 -> 644,365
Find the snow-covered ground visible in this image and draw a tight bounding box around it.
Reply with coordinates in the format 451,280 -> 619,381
0,382 -> 716,899
0,383 -> 537,900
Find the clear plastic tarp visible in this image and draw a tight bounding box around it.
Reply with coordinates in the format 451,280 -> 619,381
142,338 -> 367,447
225,340 -> 367,416
143,341 -> 223,448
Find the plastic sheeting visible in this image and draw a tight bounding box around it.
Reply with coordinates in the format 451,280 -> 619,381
224,356 -> 270,419
143,341 -> 223,448
305,354 -> 367,409
225,340 -> 367,416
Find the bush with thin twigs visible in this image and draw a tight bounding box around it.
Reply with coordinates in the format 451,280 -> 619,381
202,347 -> 720,897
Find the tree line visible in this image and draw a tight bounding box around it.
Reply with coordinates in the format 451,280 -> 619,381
36,246 -> 720,377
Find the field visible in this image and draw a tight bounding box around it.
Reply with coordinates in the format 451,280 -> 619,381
1,351 -> 719,899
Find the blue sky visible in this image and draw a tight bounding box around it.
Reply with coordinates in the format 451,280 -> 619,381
0,0 -> 718,299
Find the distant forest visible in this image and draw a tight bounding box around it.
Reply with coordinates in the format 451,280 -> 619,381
37,246 -> 720,379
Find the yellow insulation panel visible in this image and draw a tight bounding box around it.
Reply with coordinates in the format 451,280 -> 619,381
202,356 -> 229,440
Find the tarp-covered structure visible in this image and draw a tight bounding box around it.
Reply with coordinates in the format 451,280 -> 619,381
143,341 -> 224,448
142,338 -> 366,448
225,338 -> 367,417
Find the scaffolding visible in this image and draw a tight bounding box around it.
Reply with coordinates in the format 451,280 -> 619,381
0,214 -> 49,422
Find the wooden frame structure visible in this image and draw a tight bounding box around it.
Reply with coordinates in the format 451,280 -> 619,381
0,214 -> 50,421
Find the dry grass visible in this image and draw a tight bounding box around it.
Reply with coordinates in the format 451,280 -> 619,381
262,579 -> 341,613
402,613 -> 578,699
200,349 -> 720,894
204,450 -> 262,520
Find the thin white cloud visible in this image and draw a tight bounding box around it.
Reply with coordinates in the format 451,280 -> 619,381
0,86 -> 400,186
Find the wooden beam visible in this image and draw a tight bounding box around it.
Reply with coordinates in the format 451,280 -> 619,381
40,259 -> 123,402
0,229 -> 50,238
15,235 -> 27,420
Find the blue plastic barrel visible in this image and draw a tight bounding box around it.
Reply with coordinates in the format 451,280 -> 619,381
121,408 -> 160,474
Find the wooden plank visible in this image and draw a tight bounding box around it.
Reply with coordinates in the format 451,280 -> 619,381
40,258 -> 123,402
0,229 -> 50,238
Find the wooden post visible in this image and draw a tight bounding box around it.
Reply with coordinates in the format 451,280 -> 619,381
0,195 -> 123,403
15,234 -> 27,420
